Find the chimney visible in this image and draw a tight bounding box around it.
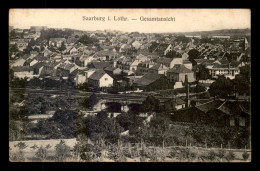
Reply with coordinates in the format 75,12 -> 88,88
185,75 -> 190,108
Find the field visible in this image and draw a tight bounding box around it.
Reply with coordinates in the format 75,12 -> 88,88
9,139 -> 251,162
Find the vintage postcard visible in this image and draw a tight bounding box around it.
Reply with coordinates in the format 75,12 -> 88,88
9,9 -> 251,162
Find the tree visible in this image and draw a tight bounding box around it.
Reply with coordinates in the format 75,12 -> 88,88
55,140 -> 72,161
233,74 -> 250,95
208,76 -> 233,98
58,41 -> 66,52
188,49 -> 200,65
78,34 -> 98,45
9,43 -> 19,53
35,146 -> 48,161
165,50 -> 182,58
196,64 -> 210,80
89,93 -> 99,109
140,96 -> 160,112
149,114 -> 172,147
85,112 -> 123,144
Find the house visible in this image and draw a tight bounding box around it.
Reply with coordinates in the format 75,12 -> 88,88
100,45 -> 117,52
182,53 -> 189,60
149,64 -> 169,76
132,40 -> 142,50
119,44 -> 132,53
30,51 -> 39,57
69,47 -> 78,55
149,43 -> 173,56
49,38 -> 66,47
25,58 -> 38,66
183,60 -> 192,70
10,58 -> 26,68
42,48 -> 52,57
154,57 -> 183,68
208,63 -> 240,79
57,63 -> 78,74
116,58 -> 140,73
167,64 -> 195,83
16,39 -> 29,51
136,60 -> 155,76
133,73 -> 168,91
87,61 -> 112,70
32,62 -> 46,76
165,98 -> 186,110
104,66 -> 122,77
81,55 -> 94,67
75,70 -> 87,86
94,51 -> 118,61
88,70 -> 114,88
12,66 -> 34,79
171,99 -> 250,127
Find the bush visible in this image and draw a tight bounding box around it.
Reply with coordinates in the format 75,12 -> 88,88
55,140 -> 72,161
35,146 -> 48,161
225,151 -> 235,162
216,149 -> 225,161
147,148 -> 159,162
10,150 -> 25,161
207,150 -> 217,161
242,151 -> 249,161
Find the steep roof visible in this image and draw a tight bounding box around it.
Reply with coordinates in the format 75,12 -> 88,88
88,70 -> 107,80
195,100 -> 224,113
150,64 -> 168,70
88,61 -> 112,70
167,64 -> 193,73
218,101 -> 250,116
134,73 -> 164,86
12,66 -> 33,72
32,62 -> 46,69
169,98 -> 186,105
156,57 -> 174,64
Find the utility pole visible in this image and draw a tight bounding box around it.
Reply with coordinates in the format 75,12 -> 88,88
185,75 -> 190,108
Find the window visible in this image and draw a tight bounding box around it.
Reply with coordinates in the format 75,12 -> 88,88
230,119 -> 235,126
105,78 -> 108,81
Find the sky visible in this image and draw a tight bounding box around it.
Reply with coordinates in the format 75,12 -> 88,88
9,9 -> 251,33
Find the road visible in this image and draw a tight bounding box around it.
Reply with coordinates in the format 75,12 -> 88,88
9,87 -> 209,104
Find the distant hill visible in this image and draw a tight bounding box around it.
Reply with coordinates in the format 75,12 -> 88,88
171,28 -> 251,38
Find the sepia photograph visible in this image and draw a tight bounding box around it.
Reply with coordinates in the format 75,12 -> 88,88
9,9 -> 251,162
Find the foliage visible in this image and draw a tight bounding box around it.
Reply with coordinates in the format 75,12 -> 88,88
208,76 -> 233,98
84,112 -> 124,144
216,149 -> 225,161
140,96 -> 160,112
35,146 -> 48,161
10,150 -> 26,161
188,49 -> 200,65
58,41 -> 66,52
196,64 -> 210,80
39,29 -> 73,41
206,150 -> 217,161
107,145 -> 126,162
225,151 -> 235,162
9,120 -> 26,141
77,82 -> 89,91
9,43 -> 19,53
34,110 -> 82,139
242,151 -> 249,161
77,34 -> 98,45
10,77 -> 28,88
89,93 -> 99,109
55,140 -> 72,161
116,111 -> 143,133
165,50 -> 182,58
